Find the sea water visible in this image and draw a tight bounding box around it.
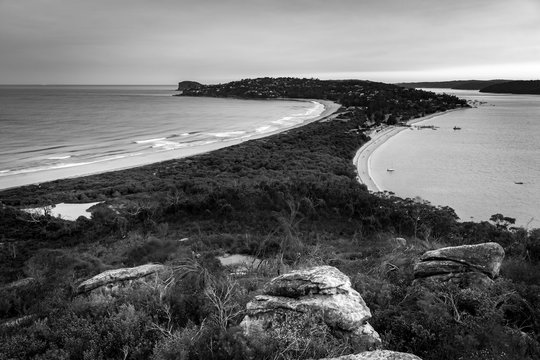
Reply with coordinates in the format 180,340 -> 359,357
0,85 -> 323,189
371,89 -> 540,228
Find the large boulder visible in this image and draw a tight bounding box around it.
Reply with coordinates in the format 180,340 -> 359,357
240,266 -> 381,353
77,264 -> 167,294
324,350 -> 422,360
414,242 -> 504,287
0,277 -> 36,291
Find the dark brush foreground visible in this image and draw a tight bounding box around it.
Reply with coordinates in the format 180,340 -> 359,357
1,78 -> 539,360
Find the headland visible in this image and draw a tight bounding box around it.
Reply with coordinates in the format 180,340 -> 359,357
2,78 -> 538,360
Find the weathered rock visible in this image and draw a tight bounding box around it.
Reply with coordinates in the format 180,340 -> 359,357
414,242 -> 504,288
77,264 -> 166,294
414,260 -> 474,278
263,265 -> 353,298
240,266 -> 381,352
419,242 -> 504,277
323,349 -> 422,360
418,272 -> 494,288
0,314 -> 37,330
0,277 -> 36,291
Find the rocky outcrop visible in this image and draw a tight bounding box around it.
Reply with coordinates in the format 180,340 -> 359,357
323,350 -> 422,360
0,315 -> 37,330
177,81 -> 202,91
0,277 -> 36,291
77,264 -> 166,294
414,242 -> 504,287
240,266 -> 381,352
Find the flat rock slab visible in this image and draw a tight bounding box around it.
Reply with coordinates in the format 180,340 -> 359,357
418,242 -> 504,278
247,292 -> 370,331
263,265 -> 352,297
414,260 -> 476,278
77,264 -> 166,294
324,350 -> 422,360
0,277 -> 36,291
415,272 -> 494,288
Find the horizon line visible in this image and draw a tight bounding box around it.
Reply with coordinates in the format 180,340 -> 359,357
2,77 -> 539,87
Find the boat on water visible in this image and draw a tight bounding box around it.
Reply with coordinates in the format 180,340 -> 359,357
387,168 -> 395,172
453,126 -> 462,130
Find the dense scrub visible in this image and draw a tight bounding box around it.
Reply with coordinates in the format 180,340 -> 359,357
1,79 -> 538,359
181,77 -> 468,120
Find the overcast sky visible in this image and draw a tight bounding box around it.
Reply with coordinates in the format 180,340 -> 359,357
1,0 -> 539,84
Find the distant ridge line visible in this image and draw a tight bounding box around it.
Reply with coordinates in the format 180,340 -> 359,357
396,79 -> 511,90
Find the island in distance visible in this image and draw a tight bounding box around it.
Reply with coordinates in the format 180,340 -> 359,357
398,79 -> 540,95
176,80 -> 202,91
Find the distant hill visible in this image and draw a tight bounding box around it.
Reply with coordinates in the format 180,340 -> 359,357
397,80 -> 511,90
179,77 -> 468,124
177,81 -> 202,91
480,80 -> 540,95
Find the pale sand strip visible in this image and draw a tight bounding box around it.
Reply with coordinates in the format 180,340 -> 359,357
0,99 -> 340,190
353,109 -> 464,192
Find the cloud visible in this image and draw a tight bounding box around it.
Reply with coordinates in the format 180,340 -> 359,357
0,0 -> 538,83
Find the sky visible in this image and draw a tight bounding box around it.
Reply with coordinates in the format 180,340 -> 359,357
1,0 -> 539,84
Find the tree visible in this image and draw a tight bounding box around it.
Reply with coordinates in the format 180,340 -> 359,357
490,213 -> 516,230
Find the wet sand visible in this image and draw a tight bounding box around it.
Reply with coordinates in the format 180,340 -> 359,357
353,109 -> 464,192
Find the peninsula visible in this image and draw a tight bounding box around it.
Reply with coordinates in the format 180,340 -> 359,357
398,79 -> 540,95
1,78 -> 539,360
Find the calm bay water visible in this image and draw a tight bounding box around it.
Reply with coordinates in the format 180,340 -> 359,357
371,89 -> 540,228
0,85 -> 323,189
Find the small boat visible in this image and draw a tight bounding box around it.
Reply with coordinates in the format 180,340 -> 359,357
453,126 -> 462,130
514,181 -> 524,185
387,168 -> 395,172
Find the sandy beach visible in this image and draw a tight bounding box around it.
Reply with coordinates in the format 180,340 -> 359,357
0,99 -> 340,191
353,109 -> 463,192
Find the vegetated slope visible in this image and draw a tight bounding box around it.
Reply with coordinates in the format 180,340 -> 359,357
181,77 -> 467,120
0,79 -> 468,283
397,79 -> 511,90
480,80 -> 540,94
1,78 -> 539,360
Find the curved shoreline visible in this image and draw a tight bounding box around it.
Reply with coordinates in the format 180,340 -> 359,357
353,108 -> 464,192
0,99 -> 340,191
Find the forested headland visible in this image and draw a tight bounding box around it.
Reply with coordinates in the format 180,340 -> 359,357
479,80 -> 540,95
399,79 -> 540,95
1,78 -> 539,360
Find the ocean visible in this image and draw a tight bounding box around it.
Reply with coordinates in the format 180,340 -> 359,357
370,89 -> 540,228
0,85 -> 324,190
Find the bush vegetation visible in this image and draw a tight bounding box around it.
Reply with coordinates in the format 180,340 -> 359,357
0,78 -> 538,359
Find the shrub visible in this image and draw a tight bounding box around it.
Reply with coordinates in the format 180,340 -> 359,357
246,310 -> 352,360
124,236 -> 179,266
371,282 -> 540,360
151,323 -> 199,360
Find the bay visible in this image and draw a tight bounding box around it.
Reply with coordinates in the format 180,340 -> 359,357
0,85 -> 323,189
371,89 -> 540,228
